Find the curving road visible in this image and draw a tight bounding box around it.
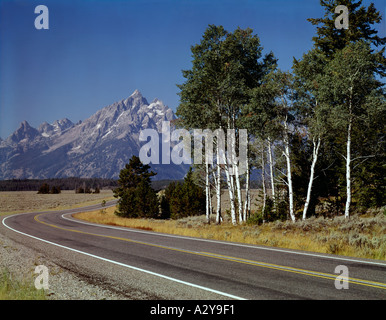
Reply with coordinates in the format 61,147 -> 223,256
1,201 -> 386,300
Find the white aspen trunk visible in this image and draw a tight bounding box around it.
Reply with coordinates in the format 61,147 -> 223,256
284,117 -> 295,222
267,137 -> 276,208
234,164 -> 244,223
222,140 -> 237,225
243,147 -> 250,221
261,144 -> 266,216
345,91 -> 353,219
208,180 -> 212,222
243,167 -> 250,221
205,162 -> 210,223
215,124 -> 222,224
214,166 -> 222,224
224,165 -> 237,225
225,119 -> 237,225
302,136 -> 321,220
345,119 -> 352,219
229,126 -> 243,222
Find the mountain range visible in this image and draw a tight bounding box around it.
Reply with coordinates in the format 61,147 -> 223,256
0,90 -> 187,180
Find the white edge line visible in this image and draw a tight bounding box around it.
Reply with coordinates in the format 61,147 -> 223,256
1,214 -> 245,301
62,212 -> 386,267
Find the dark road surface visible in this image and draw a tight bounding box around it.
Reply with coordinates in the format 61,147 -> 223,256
2,201 -> 385,300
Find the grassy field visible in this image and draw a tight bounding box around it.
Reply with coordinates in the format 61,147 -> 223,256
0,190 -> 115,216
74,205 -> 386,261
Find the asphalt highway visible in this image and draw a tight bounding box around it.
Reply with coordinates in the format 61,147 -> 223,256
1,201 -> 385,300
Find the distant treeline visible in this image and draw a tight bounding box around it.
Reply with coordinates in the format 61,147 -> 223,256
0,178 -> 118,192
0,177 -> 183,192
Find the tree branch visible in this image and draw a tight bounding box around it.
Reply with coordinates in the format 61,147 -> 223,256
351,154 -> 375,162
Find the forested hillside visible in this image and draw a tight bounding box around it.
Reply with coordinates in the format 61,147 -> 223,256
176,0 -> 385,224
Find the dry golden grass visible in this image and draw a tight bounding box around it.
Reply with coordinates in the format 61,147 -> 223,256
74,205 -> 386,261
0,190 -> 115,216
4,190 -> 382,260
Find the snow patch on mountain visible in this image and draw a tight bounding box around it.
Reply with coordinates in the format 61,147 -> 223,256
0,90 -> 186,180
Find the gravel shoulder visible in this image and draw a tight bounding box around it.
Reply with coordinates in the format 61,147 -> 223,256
0,190 -> 129,300
0,224 -> 129,300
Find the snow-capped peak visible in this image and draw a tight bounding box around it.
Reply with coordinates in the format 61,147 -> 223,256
0,90 -> 182,180
130,89 -> 142,98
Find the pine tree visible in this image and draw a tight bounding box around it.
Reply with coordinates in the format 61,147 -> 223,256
160,168 -> 206,220
308,0 -> 386,64
114,156 -> 159,219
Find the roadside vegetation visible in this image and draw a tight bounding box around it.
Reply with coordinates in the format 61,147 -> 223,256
174,1 -> 386,226
0,268 -> 46,300
74,205 -> 386,260
103,1 -> 385,261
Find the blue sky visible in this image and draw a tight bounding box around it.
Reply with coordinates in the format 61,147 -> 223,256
0,0 -> 385,138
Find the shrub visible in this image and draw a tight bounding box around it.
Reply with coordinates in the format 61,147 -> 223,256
37,183 -> 50,194
50,186 -> 61,194
76,187 -> 85,194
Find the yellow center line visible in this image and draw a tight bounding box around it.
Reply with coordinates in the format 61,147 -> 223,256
34,213 -> 386,290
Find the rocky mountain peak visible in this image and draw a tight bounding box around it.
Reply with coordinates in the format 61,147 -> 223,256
131,89 -> 142,97
9,120 -> 39,143
0,90 -> 185,180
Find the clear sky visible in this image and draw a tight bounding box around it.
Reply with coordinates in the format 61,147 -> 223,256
0,0 -> 385,139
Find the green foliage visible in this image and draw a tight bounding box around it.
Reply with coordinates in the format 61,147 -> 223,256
289,0 -> 386,217
0,268 -> 46,300
114,156 -> 159,219
75,185 -> 101,194
37,183 -> 61,194
177,25 -> 276,132
160,168 -> 206,220
246,212 -> 263,225
308,0 -> 386,64
248,197 -> 288,225
37,183 -> 50,194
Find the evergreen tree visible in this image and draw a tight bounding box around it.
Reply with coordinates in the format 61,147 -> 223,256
50,185 -> 61,194
160,168 -> 206,220
37,183 -> 50,194
308,0 -> 386,65
114,156 -> 159,219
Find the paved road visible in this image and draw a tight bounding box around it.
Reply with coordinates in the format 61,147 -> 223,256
2,201 -> 385,300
